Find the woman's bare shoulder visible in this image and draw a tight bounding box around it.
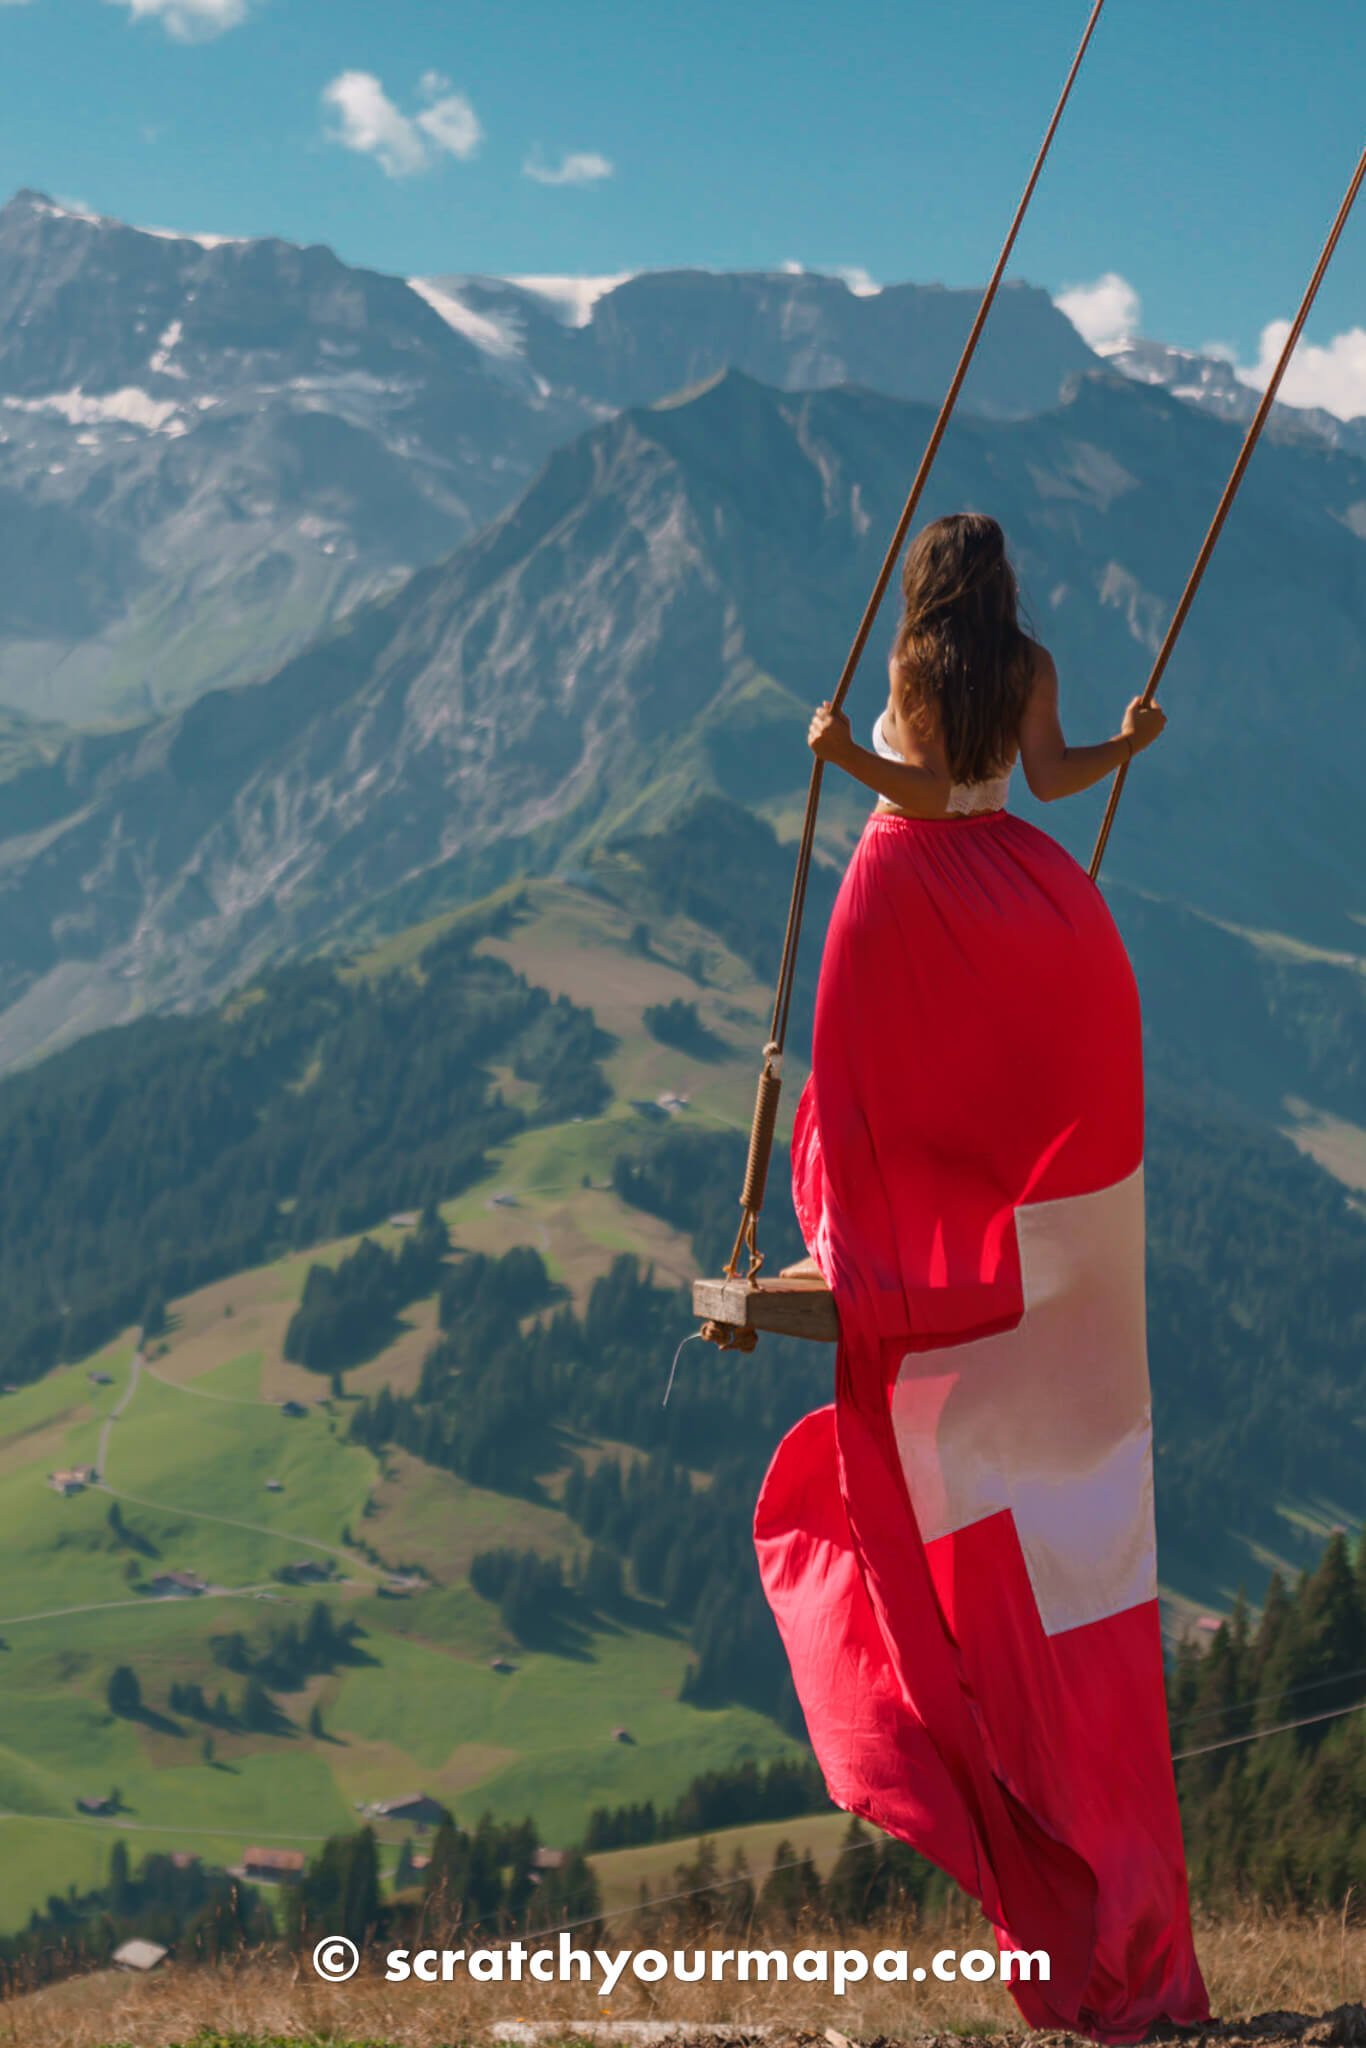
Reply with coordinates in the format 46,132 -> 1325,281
1020,637 -> 1058,695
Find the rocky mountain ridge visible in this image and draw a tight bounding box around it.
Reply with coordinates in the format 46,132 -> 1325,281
2,363 -> 1364,1072
1105,333 -> 1366,456
0,191 -> 1097,725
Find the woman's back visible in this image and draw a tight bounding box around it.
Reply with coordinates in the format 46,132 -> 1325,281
871,696 -> 1015,815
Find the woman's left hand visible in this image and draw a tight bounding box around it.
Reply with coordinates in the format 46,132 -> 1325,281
808,702 -> 854,764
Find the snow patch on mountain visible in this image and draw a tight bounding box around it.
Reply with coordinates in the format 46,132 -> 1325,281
505,274 -> 634,328
21,194 -> 104,226
12,196 -> 251,250
137,224 -> 254,250
2,386 -> 190,434
1102,336 -> 1366,455
148,319 -> 186,378
408,278 -> 524,359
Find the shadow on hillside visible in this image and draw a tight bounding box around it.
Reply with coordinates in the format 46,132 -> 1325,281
585,1590 -> 683,1642
131,1705 -> 185,1738
502,1604 -> 597,1663
643,1001 -> 729,1064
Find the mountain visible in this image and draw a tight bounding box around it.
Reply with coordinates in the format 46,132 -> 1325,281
0,192 -> 595,724
3,361 -> 1365,1071
422,267 -> 1096,414
0,193 -> 1099,724
1106,334 -> 1366,458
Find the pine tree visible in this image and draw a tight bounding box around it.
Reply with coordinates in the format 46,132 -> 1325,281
464,1814 -> 505,1929
106,1665 -> 141,1718
758,1838 -> 822,1927
303,1600 -> 335,1671
240,1678 -> 275,1732
582,1543 -> 623,1613
424,1816 -> 471,1935
341,1827 -> 381,1949
534,1850 -> 602,1937
108,1840 -> 132,1915
826,1816 -> 875,1924
716,1847 -> 755,1933
1284,1531 -> 1366,1727
501,1818 -> 539,1925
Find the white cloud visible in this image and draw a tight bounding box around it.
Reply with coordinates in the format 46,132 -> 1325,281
523,149 -> 613,187
416,91 -> 482,162
322,69 -> 482,177
323,73 -> 428,177
1238,318 -> 1366,422
107,0 -> 249,40
1054,271 -> 1141,352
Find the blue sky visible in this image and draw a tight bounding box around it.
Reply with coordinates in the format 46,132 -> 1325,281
2,0 -> 1364,409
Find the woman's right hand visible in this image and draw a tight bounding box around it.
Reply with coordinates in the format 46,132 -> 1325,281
1122,696 -> 1167,754
808,702 -> 855,765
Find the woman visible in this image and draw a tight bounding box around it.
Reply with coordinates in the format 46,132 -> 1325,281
805,514 -> 1164,815
754,515 -> 1208,2040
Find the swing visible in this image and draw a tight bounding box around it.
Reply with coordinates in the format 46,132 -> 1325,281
690,20 -> 1366,1352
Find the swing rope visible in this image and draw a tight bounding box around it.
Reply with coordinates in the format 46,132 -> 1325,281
1087,139 -> 1366,879
723,0 -> 1109,1284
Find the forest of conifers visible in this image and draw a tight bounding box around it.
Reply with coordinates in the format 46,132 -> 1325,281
0,912 -> 608,1383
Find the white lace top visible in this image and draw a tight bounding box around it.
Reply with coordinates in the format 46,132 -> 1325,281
872,714 -> 1012,816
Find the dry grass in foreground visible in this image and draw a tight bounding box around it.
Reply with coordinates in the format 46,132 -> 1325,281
1,1906 -> 1363,2048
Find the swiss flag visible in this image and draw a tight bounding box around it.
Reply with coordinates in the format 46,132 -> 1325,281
755,809 -> 1209,2041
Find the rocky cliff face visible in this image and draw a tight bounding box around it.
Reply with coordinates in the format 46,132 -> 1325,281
427,268 -> 1097,414
0,192 -> 592,722
3,365 -> 1364,1071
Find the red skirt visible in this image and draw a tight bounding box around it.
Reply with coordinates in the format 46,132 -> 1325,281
755,810 -> 1208,2040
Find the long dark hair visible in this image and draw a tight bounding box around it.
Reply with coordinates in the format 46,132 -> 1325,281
891,514 -> 1031,784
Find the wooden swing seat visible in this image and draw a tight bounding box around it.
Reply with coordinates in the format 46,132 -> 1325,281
691,1267 -> 839,1345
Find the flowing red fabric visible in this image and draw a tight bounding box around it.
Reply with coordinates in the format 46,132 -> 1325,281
755,809 -> 1208,2041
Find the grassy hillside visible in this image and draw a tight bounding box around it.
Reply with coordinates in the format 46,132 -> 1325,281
0,1277 -> 796,1931
0,887 -> 805,1932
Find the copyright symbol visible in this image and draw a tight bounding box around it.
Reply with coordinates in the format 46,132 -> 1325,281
312,1934 -> 360,1982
